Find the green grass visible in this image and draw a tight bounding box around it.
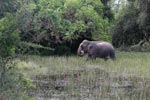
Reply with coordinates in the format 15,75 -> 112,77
17,51 -> 150,78
16,51 -> 150,100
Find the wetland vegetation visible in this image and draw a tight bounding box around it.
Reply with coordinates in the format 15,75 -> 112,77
16,51 -> 150,100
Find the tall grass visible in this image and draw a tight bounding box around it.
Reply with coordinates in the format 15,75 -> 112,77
16,51 -> 150,100
17,51 -> 150,77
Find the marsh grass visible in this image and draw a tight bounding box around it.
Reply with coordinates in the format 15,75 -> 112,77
16,51 -> 150,100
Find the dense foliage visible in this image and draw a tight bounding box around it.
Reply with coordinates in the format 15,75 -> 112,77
0,0 -> 33,100
112,0 -> 150,48
1,0 -> 150,54
16,0 -> 113,54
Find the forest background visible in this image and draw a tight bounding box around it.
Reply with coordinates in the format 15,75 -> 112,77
0,0 -> 150,56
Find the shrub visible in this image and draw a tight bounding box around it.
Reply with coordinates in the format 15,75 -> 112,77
54,46 -> 71,56
0,57 -> 34,100
112,10 -> 143,47
0,14 -> 20,57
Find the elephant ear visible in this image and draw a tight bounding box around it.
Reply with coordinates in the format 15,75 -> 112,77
82,40 -> 90,48
87,44 -> 93,55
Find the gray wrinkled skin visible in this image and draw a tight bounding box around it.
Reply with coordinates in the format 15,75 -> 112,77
77,40 -> 116,61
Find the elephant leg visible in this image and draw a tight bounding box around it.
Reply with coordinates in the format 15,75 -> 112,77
91,55 -> 96,60
104,57 -> 108,61
86,45 -> 96,61
104,56 -> 109,61
86,53 -> 96,61
86,54 -> 91,61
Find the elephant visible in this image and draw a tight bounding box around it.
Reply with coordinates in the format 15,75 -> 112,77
77,40 -> 116,61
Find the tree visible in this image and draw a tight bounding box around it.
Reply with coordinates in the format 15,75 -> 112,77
0,14 -> 19,57
0,1 -> 34,99
111,0 -> 150,48
16,0 -> 112,54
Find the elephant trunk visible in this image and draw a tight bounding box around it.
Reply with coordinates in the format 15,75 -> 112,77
77,46 -> 84,57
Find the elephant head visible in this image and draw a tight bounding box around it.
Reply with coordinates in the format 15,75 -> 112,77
77,40 -> 91,56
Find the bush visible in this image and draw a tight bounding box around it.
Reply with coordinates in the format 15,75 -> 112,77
112,10 -> 143,47
0,14 -> 20,57
54,46 -> 71,56
129,42 -> 150,52
16,0 -> 112,54
0,57 -> 34,100
16,42 -> 55,55
0,13 -> 34,100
